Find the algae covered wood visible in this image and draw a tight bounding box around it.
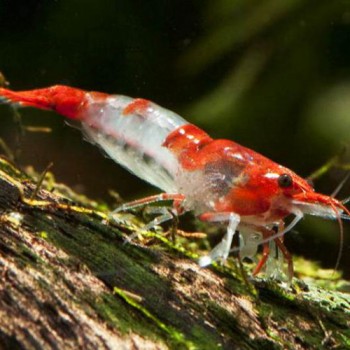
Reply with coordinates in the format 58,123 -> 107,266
0,156 -> 349,350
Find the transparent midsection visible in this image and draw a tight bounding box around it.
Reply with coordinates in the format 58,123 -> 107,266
81,95 -> 187,192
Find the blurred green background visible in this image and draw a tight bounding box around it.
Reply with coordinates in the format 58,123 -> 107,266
1,0 -> 350,277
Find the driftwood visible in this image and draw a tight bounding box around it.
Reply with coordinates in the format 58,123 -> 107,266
0,156 -> 349,350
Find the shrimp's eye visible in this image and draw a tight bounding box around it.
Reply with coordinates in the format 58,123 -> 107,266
278,173 -> 293,188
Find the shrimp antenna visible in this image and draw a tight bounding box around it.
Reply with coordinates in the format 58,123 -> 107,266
331,171 -> 350,198
330,202 -> 345,273
341,213 -> 350,220
341,196 -> 350,205
330,201 -> 350,273
254,212 -> 303,246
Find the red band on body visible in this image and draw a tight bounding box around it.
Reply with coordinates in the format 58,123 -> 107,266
122,98 -> 150,116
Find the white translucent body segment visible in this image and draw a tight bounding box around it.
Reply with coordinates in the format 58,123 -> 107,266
198,213 -> 240,267
81,94 -> 188,193
265,241 -> 285,280
175,169 -> 219,213
238,231 -> 263,260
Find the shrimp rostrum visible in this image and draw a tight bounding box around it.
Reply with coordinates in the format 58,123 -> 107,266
1,85 -> 349,278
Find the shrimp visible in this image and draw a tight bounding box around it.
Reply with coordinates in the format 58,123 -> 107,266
0,85 -> 349,278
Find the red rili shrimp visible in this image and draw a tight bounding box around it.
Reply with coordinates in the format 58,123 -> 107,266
0,85 -> 349,278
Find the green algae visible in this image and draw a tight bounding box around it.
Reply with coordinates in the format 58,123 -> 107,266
113,286 -> 194,348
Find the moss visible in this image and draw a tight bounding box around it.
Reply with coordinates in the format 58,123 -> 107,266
92,292 -> 165,340
0,157 -> 28,181
39,231 -> 48,239
205,301 -> 253,348
89,290 -> 227,350
113,287 -> 194,348
90,291 -> 190,349
258,303 -> 315,349
140,230 -> 202,261
223,270 -> 258,297
189,325 -> 225,350
300,285 -> 350,327
17,243 -> 42,266
35,210 -> 232,348
339,334 -> 350,347
256,282 -> 350,349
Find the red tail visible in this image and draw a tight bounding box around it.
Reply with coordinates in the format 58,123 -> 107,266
0,85 -> 88,120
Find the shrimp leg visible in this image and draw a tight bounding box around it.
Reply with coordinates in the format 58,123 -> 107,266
251,225 -> 293,279
123,206 -> 176,243
198,212 -> 240,267
142,206 -> 176,230
274,238 -> 293,279
111,193 -> 186,213
252,242 -> 270,276
112,193 -> 186,242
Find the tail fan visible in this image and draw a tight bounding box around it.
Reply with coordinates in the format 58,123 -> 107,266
0,85 -> 88,120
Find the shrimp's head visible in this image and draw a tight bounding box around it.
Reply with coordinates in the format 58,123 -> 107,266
266,168 -> 350,272
230,162 -> 350,222
210,149 -> 350,222
270,169 -> 350,221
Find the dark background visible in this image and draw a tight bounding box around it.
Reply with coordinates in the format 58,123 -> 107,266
1,0 -> 350,278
